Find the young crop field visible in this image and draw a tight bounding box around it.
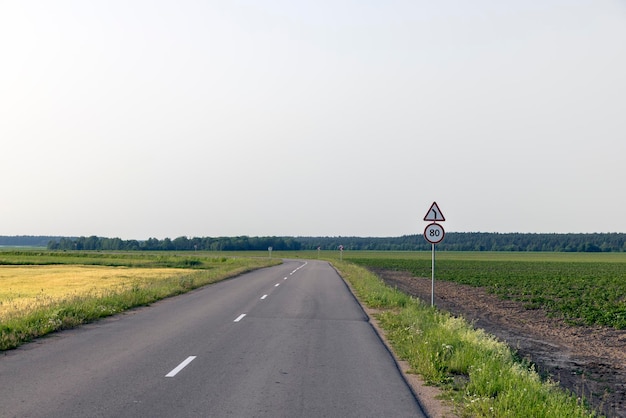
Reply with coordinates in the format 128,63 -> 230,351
344,251 -> 626,329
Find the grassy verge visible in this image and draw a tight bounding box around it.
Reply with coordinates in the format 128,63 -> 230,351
332,260 -> 597,417
0,254 -> 279,350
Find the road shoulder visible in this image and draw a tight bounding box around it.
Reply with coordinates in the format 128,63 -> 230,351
338,270 -> 459,418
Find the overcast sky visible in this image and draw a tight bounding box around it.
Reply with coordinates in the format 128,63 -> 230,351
1,1 -> 625,239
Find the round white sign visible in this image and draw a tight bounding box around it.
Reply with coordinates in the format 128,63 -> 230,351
424,223 -> 445,244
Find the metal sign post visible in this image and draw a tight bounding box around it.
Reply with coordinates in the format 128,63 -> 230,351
432,243 -> 435,306
423,202 -> 446,307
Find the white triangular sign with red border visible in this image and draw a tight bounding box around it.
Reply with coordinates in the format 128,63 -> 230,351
423,202 -> 445,221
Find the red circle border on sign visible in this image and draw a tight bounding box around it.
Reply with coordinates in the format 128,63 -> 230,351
424,222 -> 445,244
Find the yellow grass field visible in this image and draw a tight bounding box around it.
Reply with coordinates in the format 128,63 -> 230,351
0,265 -> 194,320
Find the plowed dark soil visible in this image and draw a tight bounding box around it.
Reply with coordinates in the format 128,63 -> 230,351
374,269 -> 626,418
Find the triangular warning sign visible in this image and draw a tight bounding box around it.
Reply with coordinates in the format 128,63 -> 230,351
423,202 -> 445,221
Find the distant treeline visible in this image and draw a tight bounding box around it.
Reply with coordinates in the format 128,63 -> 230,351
0,235 -> 72,247
39,233 -> 626,252
46,236 -> 303,251
298,233 -> 626,252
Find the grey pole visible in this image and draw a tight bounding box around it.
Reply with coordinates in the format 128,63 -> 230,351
431,243 -> 435,307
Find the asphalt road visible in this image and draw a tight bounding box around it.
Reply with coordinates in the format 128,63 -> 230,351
0,260 -> 426,417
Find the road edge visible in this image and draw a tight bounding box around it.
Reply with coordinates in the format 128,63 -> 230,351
330,261 -> 459,418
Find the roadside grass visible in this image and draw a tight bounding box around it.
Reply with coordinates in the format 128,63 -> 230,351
332,260 -> 597,417
0,253 -> 279,350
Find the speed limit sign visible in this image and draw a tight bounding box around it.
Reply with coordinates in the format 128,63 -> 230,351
424,223 -> 445,244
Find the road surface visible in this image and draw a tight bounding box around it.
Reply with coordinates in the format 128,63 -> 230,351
0,260 -> 426,417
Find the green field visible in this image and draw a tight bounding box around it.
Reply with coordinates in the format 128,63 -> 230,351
341,251 -> 626,329
0,249 -> 612,416
5,249 -> 623,330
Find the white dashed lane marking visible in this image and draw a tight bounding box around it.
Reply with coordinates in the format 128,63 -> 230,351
165,356 -> 196,378
167,263 -> 310,380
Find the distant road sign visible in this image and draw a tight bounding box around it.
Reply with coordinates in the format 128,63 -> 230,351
424,223 -> 445,244
423,202 -> 445,222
